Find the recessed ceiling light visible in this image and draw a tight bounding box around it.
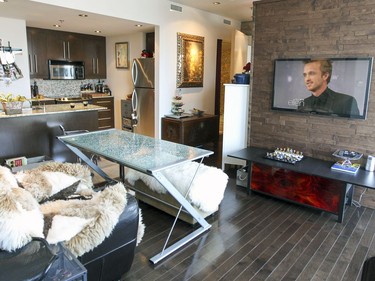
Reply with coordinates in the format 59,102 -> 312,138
94,30 -> 101,33
135,24 -> 143,27
213,2 -> 221,5
79,14 -> 88,17
0,0 -> 8,3
53,20 -> 63,27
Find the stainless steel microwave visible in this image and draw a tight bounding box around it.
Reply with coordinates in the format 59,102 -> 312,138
48,60 -> 85,80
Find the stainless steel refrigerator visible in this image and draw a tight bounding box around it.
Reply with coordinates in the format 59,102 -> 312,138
131,58 -> 155,137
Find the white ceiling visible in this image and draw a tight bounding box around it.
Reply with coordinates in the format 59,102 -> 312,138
0,0 -> 253,37
172,0 -> 253,22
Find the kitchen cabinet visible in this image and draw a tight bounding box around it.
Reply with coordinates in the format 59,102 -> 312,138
26,27 -> 48,79
26,27 -> 106,79
31,99 -> 56,106
146,32 -> 155,54
46,30 -> 83,61
83,35 -> 106,79
0,108 -> 99,163
92,97 -> 114,130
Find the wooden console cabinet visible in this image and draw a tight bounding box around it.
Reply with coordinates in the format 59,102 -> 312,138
228,147 -> 375,222
162,115 -> 219,146
161,114 -> 219,166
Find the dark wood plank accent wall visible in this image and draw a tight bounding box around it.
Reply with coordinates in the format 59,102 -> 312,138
251,0 -> 375,163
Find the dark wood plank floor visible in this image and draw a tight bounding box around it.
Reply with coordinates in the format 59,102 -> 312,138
121,169 -> 375,281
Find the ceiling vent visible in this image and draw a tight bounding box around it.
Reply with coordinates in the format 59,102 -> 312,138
223,19 -> 231,25
170,4 -> 182,12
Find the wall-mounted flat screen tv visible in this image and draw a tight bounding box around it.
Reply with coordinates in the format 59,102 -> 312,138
272,57 -> 373,119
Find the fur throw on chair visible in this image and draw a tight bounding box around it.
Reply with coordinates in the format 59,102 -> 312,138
0,167 -> 44,252
14,162 -> 94,202
0,164 -> 144,256
125,161 -> 228,213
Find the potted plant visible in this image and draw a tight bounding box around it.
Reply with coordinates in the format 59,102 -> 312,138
0,93 -> 28,115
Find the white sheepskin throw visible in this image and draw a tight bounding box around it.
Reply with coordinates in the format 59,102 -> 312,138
40,182 -> 128,257
0,166 -> 18,189
30,162 -> 93,191
125,162 -> 228,213
15,162 -> 94,202
0,163 -> 145,256
0,166 -> 44,251
137,208 -> 145,246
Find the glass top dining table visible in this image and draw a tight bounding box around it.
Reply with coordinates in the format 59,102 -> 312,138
58,128 -> 213,264
58,128 -> 213,174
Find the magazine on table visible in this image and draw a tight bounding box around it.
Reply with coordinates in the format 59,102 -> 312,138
331,161 -> 360,174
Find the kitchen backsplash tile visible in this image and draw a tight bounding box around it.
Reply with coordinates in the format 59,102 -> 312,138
33,79 -> 102,98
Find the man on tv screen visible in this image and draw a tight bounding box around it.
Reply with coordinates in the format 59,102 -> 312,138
298,59 -> 360,116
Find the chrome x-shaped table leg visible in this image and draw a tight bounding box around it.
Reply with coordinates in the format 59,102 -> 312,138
150,166 -> 211,264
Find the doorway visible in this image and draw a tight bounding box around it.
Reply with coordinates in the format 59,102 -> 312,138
214,39 -> 232,168
215,39 -> 232,133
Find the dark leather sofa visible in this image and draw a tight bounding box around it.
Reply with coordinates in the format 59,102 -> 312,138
0,193 -> 139,281
79,193 -> 140,281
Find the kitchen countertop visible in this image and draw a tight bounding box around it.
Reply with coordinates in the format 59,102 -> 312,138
30,97 -> 56,103
30,94 -> 113,103
0,104 -> 106,118
81,93 -> 113,98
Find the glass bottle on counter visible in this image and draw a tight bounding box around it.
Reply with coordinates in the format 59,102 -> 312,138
32,81 -> 38,98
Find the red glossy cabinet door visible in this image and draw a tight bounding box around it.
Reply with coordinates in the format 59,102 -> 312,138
251,162 -> 344,215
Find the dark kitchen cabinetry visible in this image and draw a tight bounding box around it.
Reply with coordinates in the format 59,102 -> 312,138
26,27 -> 106,79
92,97 -> 114,130
46,30 -> 84,61
0,110 -> 98,163
31,99 -> 56,106
27,27 -> 48,79
146,32 -> 155,54
83,35 -> 106,79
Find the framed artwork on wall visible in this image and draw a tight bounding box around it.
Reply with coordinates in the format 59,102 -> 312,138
115,42 -> 129,69
176,33 -> 204,88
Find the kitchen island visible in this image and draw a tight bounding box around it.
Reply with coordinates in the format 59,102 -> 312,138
0,104 -> 105,163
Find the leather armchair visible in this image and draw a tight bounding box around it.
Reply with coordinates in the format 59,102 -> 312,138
79,193 -> 139,281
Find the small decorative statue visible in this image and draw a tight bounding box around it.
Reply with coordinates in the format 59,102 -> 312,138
171,89 -> 184,116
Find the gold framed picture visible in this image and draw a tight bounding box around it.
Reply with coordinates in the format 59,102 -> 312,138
176,33 -> 204,88
115,42 -> 129,69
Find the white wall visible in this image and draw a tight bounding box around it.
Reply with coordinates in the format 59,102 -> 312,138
106,32 -> 144,130
231,30 -> 250,76
0,17 -> 31,99
36,0 -> 241,138
3,0 -> 243,138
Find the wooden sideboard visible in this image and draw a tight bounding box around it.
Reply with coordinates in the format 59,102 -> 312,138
161,114 -> 219,166
228,147 -> 375,222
